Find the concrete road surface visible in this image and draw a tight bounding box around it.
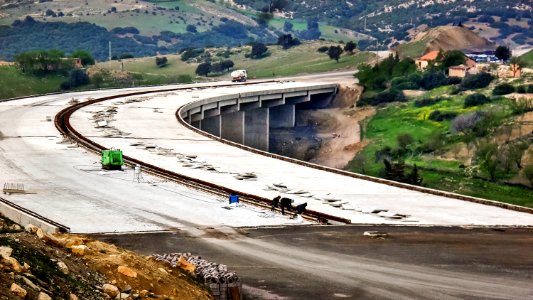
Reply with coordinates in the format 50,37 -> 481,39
94,225 -> 533,300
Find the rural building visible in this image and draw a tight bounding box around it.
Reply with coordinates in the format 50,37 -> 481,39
62,58 -> 83,68
415,50 -> 440,70
416,50 -> 477,71
448,64 -> 478,78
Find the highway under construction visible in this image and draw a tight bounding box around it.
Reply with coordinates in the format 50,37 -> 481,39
1,74 -> 532,299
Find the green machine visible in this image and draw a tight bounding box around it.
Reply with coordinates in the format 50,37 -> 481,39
101,149 -> 124,170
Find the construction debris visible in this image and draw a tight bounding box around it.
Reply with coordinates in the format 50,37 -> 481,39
154,253 -> 241,300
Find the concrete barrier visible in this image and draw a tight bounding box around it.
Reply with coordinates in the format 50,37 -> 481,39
0,197 -> 66,234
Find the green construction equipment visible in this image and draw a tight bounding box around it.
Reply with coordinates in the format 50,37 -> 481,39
101,149 -> 124,170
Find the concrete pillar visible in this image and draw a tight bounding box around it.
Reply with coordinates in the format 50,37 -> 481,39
221,111 -> 244,144
244,108 -> 269,151
201,115 -> 221,137
269,105 -> 295,128
191,120 -> 201,129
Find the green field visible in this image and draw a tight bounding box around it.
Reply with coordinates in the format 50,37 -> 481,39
0,66 -> 65,100
99,41 -> 375,80
520,49 -> 533,67
350,85 -> 533,207
349,82 -> 533,207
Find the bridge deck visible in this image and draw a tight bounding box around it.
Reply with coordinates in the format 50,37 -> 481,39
70,81 -> 533,226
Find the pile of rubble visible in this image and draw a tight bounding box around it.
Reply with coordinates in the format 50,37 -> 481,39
154,253 -> 241,300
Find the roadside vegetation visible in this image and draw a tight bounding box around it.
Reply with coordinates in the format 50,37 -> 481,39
351,52 -> 533,207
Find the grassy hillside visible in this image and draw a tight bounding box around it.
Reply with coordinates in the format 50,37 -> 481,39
99,41 -> 375,80
0,66 -> 65,100
521,49 -> 533,67
350,83 -> 533,207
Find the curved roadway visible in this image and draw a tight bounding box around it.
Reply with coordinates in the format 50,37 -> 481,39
0,77 -> 532,299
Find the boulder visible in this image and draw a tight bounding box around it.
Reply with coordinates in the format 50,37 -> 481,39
38,292 -> 52,300
71,245 -> 89,256
5,257 -> 23,272
10,283 -> 27,298
57,261 -> 69,275
117,265 -> 137,278
139,290 -> 149,298
64,237 -> 84,248
24,224 -> 39,234
178,256 -> 196,273
36,228 -> 45,239
0,246 -> 12,259
102,284 -> 120,298
69,293 -> 79,300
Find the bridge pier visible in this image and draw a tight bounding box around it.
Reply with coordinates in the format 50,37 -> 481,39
201,116 -> 221,137
244,108 -> 269,151
269,105 -> 295,128
221,111 -> 244,144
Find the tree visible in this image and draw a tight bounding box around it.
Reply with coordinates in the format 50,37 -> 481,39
277,34 -> 300,49
475,141 -> 499,181
186,24 -> 197,33
406,164 -> 423,185
195,62 -> 211,76
155,56 -> 168,67
523,165 -> 533,186
91,73 -> 104,88
495,45 -> 511,61
509,56 -> 524,78
440,50 -> 466,71
251,43 -> 268,59
464,93 -> 491,108
71,49 -> 95,66
283,21 -> 293,32
327,46 -> 343,62
220,60 -> 234,71
344,41 -> 356,53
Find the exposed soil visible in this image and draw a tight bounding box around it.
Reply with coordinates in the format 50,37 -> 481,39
416,26 -> 496,53
0,215 -> 212,300
269,84 -> 374,169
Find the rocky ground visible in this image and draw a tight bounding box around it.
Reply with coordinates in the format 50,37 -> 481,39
0,214 -> 212,300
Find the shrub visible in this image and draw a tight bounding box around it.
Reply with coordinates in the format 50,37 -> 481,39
428,110 -> 458,121
516,86 -> 526,93
459,72 -> 494,90
317,46 -> 329,53
420,71 -> 449,90
414,98 -> 443,107
528,85 -> 533,93
464,93 -> 491,108
195,62 -> 211,76
492,83 -> 515,95
251,43 -> 268,59
360,89 -> 406,106
155,56 -> 168,67
181,48 -> 205,61
451,111 -> 486,134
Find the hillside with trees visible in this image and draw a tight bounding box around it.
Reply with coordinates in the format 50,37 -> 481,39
1,0 -> 529,62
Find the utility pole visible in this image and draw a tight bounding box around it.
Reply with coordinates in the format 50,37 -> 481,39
108,41 -> 112,61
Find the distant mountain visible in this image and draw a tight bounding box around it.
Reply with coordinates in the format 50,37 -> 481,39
237,0 -> 532,49
0,0 -> 530,61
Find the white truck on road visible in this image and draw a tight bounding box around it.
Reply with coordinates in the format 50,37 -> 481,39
231,69 -> 247,82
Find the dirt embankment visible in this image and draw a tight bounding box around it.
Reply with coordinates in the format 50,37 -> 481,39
269,84 -> 375,169
0,215 -> 211,300
419,26 -> 496,53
